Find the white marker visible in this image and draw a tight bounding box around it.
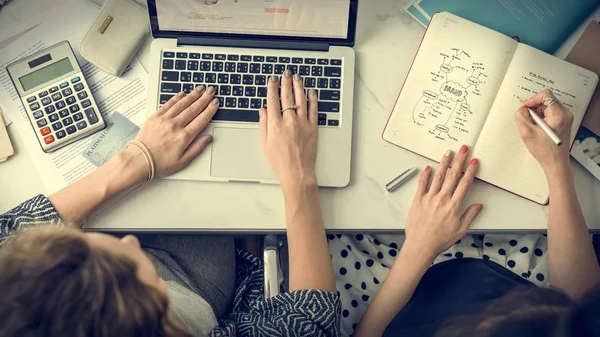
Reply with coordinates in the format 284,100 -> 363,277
528,108 -> 562,146
386,167 -> 418,192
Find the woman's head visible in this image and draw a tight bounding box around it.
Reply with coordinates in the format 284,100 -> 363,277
0,227 -> 192,337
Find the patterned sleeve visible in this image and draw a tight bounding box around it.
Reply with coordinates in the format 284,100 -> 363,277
0,194 -> 62,244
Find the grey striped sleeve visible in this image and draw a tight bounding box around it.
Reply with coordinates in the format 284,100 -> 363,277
0,194 -> 62,244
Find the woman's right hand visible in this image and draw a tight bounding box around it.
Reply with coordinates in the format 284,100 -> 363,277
515,89 -> 574,171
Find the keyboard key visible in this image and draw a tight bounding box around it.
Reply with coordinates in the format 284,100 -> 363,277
305,58 -> 316,64
230,74 -> 242,84
220,85 -> 232,96
32,110 -> 43,119
330,79 -> 341,89
213,109 -> 259,122
200,61 -> 211,71
52,121 -> 63,131
324,66 -> 342,77
237,63 -> 248,73
218,74 -> 229,83
49,113 -> 59,122
241,55 -> 252,61
238,98 -> 250,108
279,57 -> 290,63
42,97 -> 52,106
208,85 -> 218,93
317,78 -> 328,88
258,87 -> 267,97
212,62 -> 224,72
81,99 -> 92,108
253,56 -> 265,62
180,72 -> 192,82
62,88 -> 73,97
163,59 -> 174,69
49,86 -> 59,93
286,65 -> 298,74
63,117 -> 73,126
318,59 -> 329,65
56,129 -> 66,139
39,91 -> 48,98
311,66 -> 323,76
250,63 -> 261,74
187,60 -> 199,71
251,98 -> 262,108
73,112 -> 84,121
29,102 -> 40,110
176,52 -> 188,58
77,91 -> 88,100
318,113 -> 327,120
69,104 -> 80,113
216,54 -> 226,60
163,51 -> 175,58
304,77 -> 316,88
232,86 -> 244,96
298,66 -> 310,76
318,119 -> 326,125
202,54 -> 214,60
76,120 -> 88,130
175,60 -> 187,70
85,108 -> 99,124
244,87 -> 256,97
59,109 -> 69,118
37,119 -> 48,128
262,64 -> 273,74
66,96 -> 76,105
27,96 -> 37,103
55,101 -> 66,109
227,55 -> 239,61
193,72 -> 205,82
66,125 -> 77,135
255,75 -> 266,85
74,83 -> 84,92
292,57 -> 303,64
182,83 -> 194,93
59,82 -> 69,89
162,71 -> 179,81
160,94 -> 174,104
225,97 -> 237,108
274,64 -> 285,74
45,106 -> 56,114
189,53 -> 201,59
217,97 -> 225,106
243,75 -> 254,85
331,59 -> 342,66
328,119 -> 339,126
266,56 -> 277,63
205,73 -> 217,83
318,102 -> 340,113
262,99 -> 267,108
161,82 -> 181,93
43,135 -> 55,144
320,90 -> 340,101
225,62 -> 236,72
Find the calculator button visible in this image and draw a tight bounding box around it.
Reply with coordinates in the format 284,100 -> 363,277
39,126 -> 50,135
58,109 -> 69,118
81,99 -> 91,109
51,93 -> 62,101
73,112 -> 84,121
49,86 -> 59,93
39,91 -> 48,98
74,83 -> 84,92
43,135 -> 55,144
77,91 -> 88,100
76,121 -> 88,130
48,113 -> 59,122
41,97 -> 52,106
29,102 -> 40,110
63,117 -> 73,126
32,110 -> 43,119
66,96 -> 76,105
62,88 -> 73,97
59,82 -> 69,89
71,76 -> 81,84
45,106 -> 56,114
69,105 -> 80,113
27,96 -> 37,103
55,101 -> 66,109
84,108 -> 99,124
56,130 -> 67,139
51,122 -> 63,131
66,125 -> 77,135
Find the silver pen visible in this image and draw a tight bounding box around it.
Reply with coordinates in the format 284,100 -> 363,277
386,167 -> 418,192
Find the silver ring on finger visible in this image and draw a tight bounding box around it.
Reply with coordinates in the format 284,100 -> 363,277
281,104 -> 297,113
543,97 -> 560,107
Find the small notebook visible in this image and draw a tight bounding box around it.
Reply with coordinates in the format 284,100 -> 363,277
383,12 -> 598,204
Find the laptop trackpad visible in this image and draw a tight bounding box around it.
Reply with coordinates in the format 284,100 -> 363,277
210,127 -> 276,181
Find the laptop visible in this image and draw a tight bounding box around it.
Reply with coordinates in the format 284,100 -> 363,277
146,0 -> 358,187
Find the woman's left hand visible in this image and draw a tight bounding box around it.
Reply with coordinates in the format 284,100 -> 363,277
404,145 -> 483,262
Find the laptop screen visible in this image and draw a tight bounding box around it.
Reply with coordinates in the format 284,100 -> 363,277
154,0 -> 352,40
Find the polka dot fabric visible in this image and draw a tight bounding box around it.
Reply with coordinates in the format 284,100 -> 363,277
328,233 -> 549,337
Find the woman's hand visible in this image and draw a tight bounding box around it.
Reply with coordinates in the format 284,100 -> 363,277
132,86 -> 219,178
515,89 -> 574,171
404,145 -> 483,262
259,71 -> 319,190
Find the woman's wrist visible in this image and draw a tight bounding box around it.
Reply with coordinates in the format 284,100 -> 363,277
543,157 -> 573,184
113,147 -> 150,188
396,239 -> 436,270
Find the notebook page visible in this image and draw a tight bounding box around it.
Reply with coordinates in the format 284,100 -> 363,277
472,44 -> 598,204
383,12 -> 517,161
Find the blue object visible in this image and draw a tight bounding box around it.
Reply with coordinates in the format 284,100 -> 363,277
407,0 -> 600,53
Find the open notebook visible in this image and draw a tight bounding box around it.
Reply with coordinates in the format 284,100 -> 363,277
383,12 -> 598,204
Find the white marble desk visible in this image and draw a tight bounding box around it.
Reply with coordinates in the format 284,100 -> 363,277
1,0 -> 600,232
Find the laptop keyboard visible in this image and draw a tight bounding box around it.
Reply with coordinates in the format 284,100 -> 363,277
159,51 -> 343,127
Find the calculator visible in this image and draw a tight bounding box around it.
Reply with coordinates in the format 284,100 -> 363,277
7,41 -> 105,153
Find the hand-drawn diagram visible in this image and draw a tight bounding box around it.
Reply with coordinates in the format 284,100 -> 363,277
412,48 -> 488,141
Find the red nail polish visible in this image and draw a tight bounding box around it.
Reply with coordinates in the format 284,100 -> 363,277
470,158 -> 478,165
424,165 -> 431,172
478,204 -> 484,211
460,145 -> 468,154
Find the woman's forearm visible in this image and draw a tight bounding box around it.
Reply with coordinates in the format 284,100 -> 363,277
546,161 -> 600,299
354,243 -> 431,337
282,180 -> 335,292
48,147 -> 147,226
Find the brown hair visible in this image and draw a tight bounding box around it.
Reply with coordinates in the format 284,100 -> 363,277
0,227 -> 194,337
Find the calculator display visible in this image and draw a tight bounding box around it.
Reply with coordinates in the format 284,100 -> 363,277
19,58 -> 74,91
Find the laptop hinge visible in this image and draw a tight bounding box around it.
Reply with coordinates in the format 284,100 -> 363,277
177,37 -> 330,52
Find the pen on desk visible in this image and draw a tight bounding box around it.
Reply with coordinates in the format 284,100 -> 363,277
386,167 -> 418,192
527,108 -> 562,146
